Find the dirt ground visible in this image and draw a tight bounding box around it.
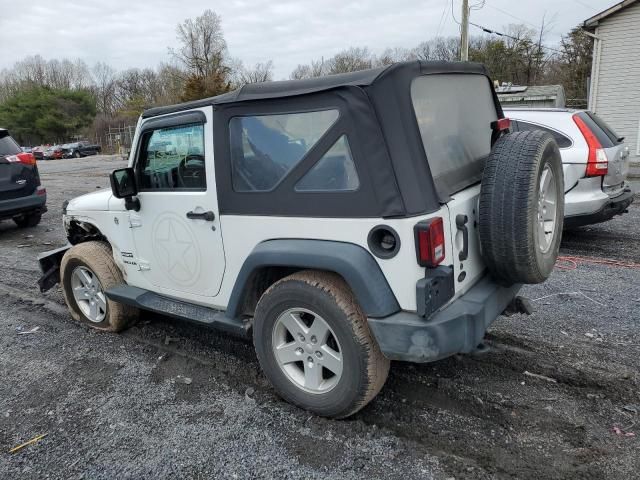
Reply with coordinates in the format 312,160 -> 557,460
0,156 -> 638,479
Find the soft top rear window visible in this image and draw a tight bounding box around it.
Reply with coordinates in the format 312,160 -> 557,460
411,74 -> 497,197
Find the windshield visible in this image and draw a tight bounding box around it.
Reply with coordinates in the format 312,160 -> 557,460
411,74 -> 498,196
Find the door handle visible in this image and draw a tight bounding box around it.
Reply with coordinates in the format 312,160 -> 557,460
186,210 -> 215,221
456,214 -> 469,261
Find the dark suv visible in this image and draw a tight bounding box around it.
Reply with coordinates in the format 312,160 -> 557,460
0,128 -> 47,227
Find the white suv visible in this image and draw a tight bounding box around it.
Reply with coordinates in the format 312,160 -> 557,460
38,61 -> 564,418
506,108 -> 633,228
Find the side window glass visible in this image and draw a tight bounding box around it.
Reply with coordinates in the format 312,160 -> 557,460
295,135 -> 359,192
230,109 -> 339,192
138,124 -> 205,190
516,120 -> 572,148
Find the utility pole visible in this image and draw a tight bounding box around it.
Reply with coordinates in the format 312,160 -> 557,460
460,0 -> 470,61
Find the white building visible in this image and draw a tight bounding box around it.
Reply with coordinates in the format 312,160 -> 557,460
584,0 -> 640,158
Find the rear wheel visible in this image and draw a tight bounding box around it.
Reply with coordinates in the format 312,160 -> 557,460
60,241 -> 138,332
479,130 -> 564,285
13,212 -> 41,228
253,271 -> 389,418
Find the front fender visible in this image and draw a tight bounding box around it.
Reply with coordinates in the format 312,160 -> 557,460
226,239 -> 400,319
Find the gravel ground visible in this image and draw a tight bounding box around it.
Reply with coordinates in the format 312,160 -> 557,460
0,156 -> 638,479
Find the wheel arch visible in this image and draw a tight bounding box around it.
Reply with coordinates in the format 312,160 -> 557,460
226,239 -> 400,320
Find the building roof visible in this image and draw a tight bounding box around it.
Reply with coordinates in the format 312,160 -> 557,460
142,60 -> 489,118
583,0 -> 640,28
496,85 -> 564,103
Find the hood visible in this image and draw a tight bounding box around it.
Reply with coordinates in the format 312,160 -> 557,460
67,188 -> 113,212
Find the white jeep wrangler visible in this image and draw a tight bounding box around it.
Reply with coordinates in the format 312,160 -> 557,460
38,61 -> 564,418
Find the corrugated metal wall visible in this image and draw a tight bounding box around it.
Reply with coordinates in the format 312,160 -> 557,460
590,2 -> 640,157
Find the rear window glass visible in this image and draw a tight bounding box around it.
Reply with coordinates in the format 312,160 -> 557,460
513,120 -> 573,148
0,133 -> 21,157
230,110 -> 339,192
411,74 -> 497,195
584,111 -> 622,146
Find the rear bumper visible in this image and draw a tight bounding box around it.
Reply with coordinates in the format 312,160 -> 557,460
564,187 -> 633,229
368,276 -> 521,363
0,191 -> 47,220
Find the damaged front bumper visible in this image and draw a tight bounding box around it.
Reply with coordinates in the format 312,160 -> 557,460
37,245 -> 71,292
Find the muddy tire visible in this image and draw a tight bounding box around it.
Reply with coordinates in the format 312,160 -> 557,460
60,241 -> 138,332
479,130 -> 564,285
13,212 -> 41,228
253,270 -> 389,418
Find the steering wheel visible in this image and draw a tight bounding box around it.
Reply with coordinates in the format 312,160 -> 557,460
178,154 -> 206,188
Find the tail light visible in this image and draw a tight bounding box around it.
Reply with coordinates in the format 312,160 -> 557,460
5,152 -> 36,166
491,117 -> 511,132
414,217 -> 446,267
573,114 -> 608,176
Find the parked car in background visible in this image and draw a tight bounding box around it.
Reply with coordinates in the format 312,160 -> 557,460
32,146 -> 45,160
44,145 -> 64,160
505,108 -> 633,228
0,128 -> 47,227
63,141 -> 101,158
21,146 -> 33,153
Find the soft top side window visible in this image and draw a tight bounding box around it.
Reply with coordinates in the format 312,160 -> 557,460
295,135 -> 359,192
137,123 -> 206,191
230,109 -> 339,192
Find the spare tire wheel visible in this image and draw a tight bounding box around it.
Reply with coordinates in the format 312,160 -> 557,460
479,130 -> 564,285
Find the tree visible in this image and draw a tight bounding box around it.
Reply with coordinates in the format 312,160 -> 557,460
234,60 -> 274,85
0,86 -> 96,144
170,9 -> 232,100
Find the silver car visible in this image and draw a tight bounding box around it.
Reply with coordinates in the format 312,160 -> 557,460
505,108 -> 633,228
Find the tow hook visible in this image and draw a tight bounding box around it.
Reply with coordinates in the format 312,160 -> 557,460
502,296 -> 534,317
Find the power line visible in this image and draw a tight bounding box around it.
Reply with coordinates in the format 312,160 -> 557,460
451,0 -> 461,25
469,21 -> 566,55
435,0 -> 450,38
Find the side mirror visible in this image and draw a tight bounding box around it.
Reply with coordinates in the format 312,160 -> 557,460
110,167 -> 137,198
110,167 -> 140,211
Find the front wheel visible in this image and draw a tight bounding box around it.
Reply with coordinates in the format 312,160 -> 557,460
60,241 -> 138,332
253,270 -> 389,418
73,151 -> 81,158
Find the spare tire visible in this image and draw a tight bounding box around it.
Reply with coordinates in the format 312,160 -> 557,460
479,130 -> 564,285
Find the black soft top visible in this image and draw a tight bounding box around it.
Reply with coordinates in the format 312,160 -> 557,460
142,61 -> 489,118
142,61 -> 501,217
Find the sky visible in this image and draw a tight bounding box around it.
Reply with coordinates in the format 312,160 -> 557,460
0,0 -> 618,80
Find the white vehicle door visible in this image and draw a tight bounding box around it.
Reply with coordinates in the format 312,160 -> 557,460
130,108 -> 225,300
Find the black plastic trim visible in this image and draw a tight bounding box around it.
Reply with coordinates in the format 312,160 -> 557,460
139,111 -> 206,133
368,276 -> 522,363
564,188 -> 634,229
416,265 -> 455,317
226,239 -> 400,319
367,225 -> 401,259
105,285 -> 250,338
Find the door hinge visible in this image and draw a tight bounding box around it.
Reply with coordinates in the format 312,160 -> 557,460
129,213 -> 142,228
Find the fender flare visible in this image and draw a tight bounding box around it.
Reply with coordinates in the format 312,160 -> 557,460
226,239 -> 400,319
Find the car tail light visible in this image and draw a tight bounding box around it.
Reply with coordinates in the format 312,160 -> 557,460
414,217 -> 446,267
5,153 -> 36,166
36,186 -> 46,196
573,114 -> 608,176
491,117 -> 511,132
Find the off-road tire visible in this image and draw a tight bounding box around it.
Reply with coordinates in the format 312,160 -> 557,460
13,212 -> 41,228
253,270 -> 389,418
479,130 -> 564,285
60,241 -> 138,332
